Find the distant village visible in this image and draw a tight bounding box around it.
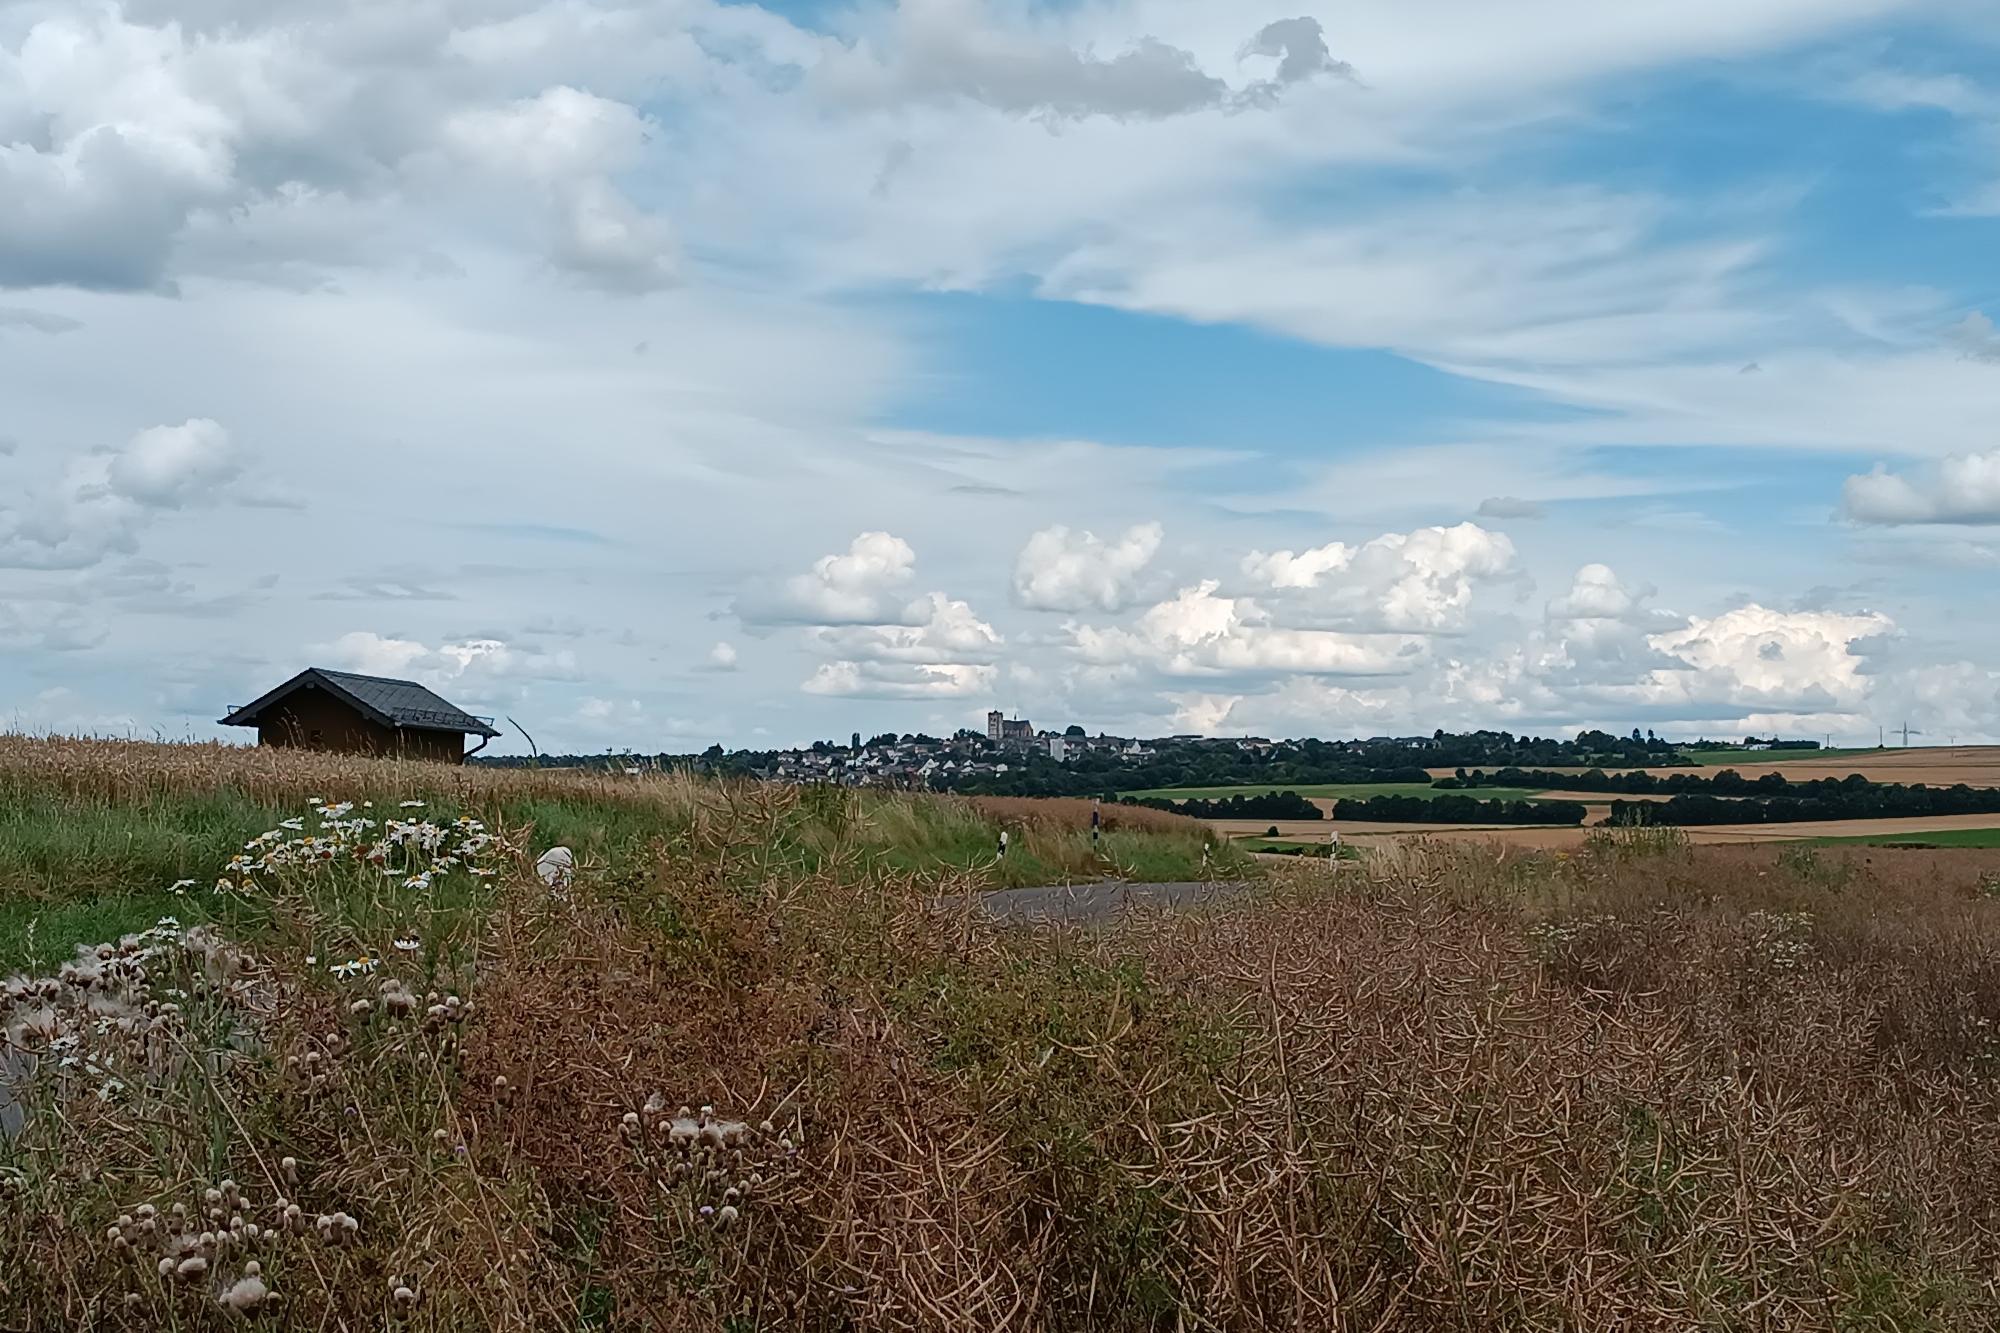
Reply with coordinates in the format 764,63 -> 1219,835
761,711 -> 1277,788
600,715 -> 1730,800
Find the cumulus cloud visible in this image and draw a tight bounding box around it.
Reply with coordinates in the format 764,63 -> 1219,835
444,87 -> 675,291
805,592 -> 1003,698
1548,563 -> 1649,621
0,9 -> 682,291
105,420 -> 242,507
444,86 -> 651,181
802,659 -> 996,699
1242,522 -> 1519,632
0,9 -> 295,290
1843,450 -> 2000,525
1647,605 -> 1892,708
703,641 -> 740,672
1013,521 -> 1162,612
740,532 -> 1005,699
740,531 -> 922,626
1071,580 -> 1427,678
813,591 -> 1003,664
0,419 -> 263,569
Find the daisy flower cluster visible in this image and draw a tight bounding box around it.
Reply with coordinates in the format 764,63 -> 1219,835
208,798 -> 509,896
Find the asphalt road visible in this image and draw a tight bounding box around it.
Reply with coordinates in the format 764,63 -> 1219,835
976,879 -> 1255,925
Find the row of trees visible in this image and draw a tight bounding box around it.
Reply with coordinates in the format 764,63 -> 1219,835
1439,767 -> 1880,797
1331,795 -> 1590,826
1127,791 -> 1323,821
1612,784 -> 2000,826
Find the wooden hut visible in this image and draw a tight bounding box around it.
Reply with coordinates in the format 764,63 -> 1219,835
219,668 -> 499,763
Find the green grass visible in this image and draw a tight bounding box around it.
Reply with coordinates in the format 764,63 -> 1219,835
1126,782 -> 1559,803
0,775 -> 1246,972
1802,828 -> 2000,849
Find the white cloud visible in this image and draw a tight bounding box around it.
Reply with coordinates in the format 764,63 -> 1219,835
0,418 -> 261,569
1071,580 -> 1428,678
1843,449 -> 2000,525
1647,605 -> 1891,708
104,419 -> 240,508
802,659 -> 996,700
1013,521 -> 1162,612
444,86 -> 652,182
744,531 -> 922,626
705,640 -> 739,671
813,591 -> 1002,664
1548,563 -> 1648,620
444,87 -> 675,290
1242,522 -> 1519,632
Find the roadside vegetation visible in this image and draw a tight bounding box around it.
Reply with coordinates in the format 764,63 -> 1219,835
0,738 -> 1235,972
6,737 -> 2000,1329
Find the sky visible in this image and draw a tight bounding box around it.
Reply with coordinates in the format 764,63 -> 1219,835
3,0 -> 2000,754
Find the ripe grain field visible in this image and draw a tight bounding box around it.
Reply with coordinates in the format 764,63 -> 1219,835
6,738 -> 2000,1330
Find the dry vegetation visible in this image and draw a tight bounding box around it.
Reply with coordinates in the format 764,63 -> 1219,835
6,739 -> 2000,1329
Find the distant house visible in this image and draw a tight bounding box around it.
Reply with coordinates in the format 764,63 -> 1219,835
219,668 -> 500,764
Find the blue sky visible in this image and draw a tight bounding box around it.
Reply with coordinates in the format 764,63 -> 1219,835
2,0 -> 1999,750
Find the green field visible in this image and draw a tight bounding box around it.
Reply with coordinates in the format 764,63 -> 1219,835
1677,746 -> 1889,766
1129,782 -> 1559,804
1805,827 -> 2000,849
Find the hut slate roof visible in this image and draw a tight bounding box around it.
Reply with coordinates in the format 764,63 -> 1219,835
219,668 -> 501,737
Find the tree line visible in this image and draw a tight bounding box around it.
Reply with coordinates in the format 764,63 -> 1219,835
1331,795 -> 1590,826
1125,791 -> 1323,821
1438,767 -> 1879,797
1611,785 -> 2000,826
